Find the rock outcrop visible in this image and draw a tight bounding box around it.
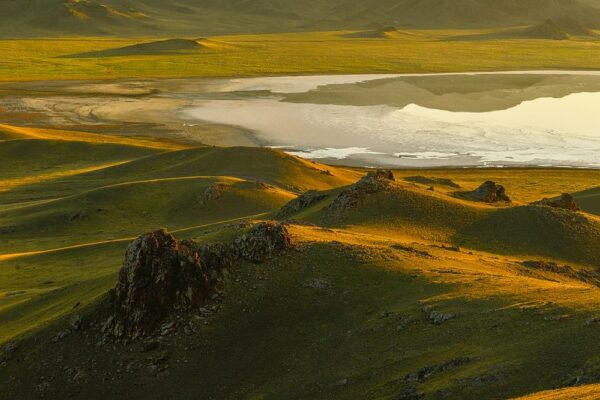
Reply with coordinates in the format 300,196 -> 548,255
327,169 -> 395,211
463,181 -> 511,203
199,183 -> 229,205
103,230 -> 217,339
102,222 -> 292,339
234,222 -> 292,262
533,193 -> 580,211
277,190 -> 326,219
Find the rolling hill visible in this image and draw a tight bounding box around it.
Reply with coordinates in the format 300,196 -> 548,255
4,123 -> 600,398
2,0 -> 600,37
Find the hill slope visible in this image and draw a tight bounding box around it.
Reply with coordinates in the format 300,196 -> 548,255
2,0 -> 600,37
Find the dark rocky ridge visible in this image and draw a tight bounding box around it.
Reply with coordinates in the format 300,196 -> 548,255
102,222 -> 292,339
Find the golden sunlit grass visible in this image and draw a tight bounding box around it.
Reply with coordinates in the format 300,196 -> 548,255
0,30 -> 599,82
513,384 -> 600,399
0,124 -> 190,150
3,122 -> 600,398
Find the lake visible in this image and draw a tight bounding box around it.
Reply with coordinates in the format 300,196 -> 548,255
180,71 -> 600,168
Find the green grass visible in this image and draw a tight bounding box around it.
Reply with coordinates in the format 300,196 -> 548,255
1,30 -> 600,82
4,123 -> 600,398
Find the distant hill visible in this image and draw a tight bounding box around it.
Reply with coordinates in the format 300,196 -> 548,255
2,0 -> 600,37
525,17 -> 597,39
448,17 -> 598,40
69,39 -> 206,58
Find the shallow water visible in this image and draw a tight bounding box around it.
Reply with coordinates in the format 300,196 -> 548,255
184,72 -> 600,167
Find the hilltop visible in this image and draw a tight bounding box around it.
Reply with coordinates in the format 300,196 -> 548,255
2,0 -> 600,37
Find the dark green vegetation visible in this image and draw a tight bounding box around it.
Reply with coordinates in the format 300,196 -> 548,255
3,124 -> 600,399
2,0 -> 600,37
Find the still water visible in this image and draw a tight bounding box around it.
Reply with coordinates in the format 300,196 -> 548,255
182,71 -> 600,167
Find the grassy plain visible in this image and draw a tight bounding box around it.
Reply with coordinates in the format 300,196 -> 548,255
1,30 -> 600,82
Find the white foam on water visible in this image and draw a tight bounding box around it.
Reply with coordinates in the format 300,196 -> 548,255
287,147 -> 385,160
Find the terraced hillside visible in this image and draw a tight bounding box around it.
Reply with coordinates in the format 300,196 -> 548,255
3,124 -> 600,398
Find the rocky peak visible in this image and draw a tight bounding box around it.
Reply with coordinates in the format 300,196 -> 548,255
103,230 -> 217,339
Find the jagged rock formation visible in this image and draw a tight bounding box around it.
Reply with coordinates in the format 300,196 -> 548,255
463,181 -> 511,203
533,193 -> 580,211
103,230 -> 217,339
102,222 -> 292,339
327,169 -> 395,211
277,190 -> 326,219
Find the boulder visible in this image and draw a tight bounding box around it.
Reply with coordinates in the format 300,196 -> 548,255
465,181 -> 511,203
104,230 -> 217,339
533,193 -> 580,211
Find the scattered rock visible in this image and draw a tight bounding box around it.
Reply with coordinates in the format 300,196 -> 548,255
0,341 -> 18,363
333,378 -> 348,387
391,244 -> 431,258
69,314 -> 83,331
53,329 -> 71,342
277,190 -> 326,219
429,310 -> 456,324
404,357 -> 471,382
533,193 -> 580,211
462,181 -> 511,203
103,230 -> 219,339
521,260 -> 600,288
303,278 -> 330,289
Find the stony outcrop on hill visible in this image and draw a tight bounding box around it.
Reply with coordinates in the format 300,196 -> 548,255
234,222 -> 293,262
103,230 -> 217,339
277,190 -> 327,219
102,222 -> 292,339
199,183 -> 230,205
327,169 -> 395,211
533,193 -> 580,211
463,181 -> 511,203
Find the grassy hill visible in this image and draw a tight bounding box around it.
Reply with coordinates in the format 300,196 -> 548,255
2,0 -> 600,37
3,124 -> 600,398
